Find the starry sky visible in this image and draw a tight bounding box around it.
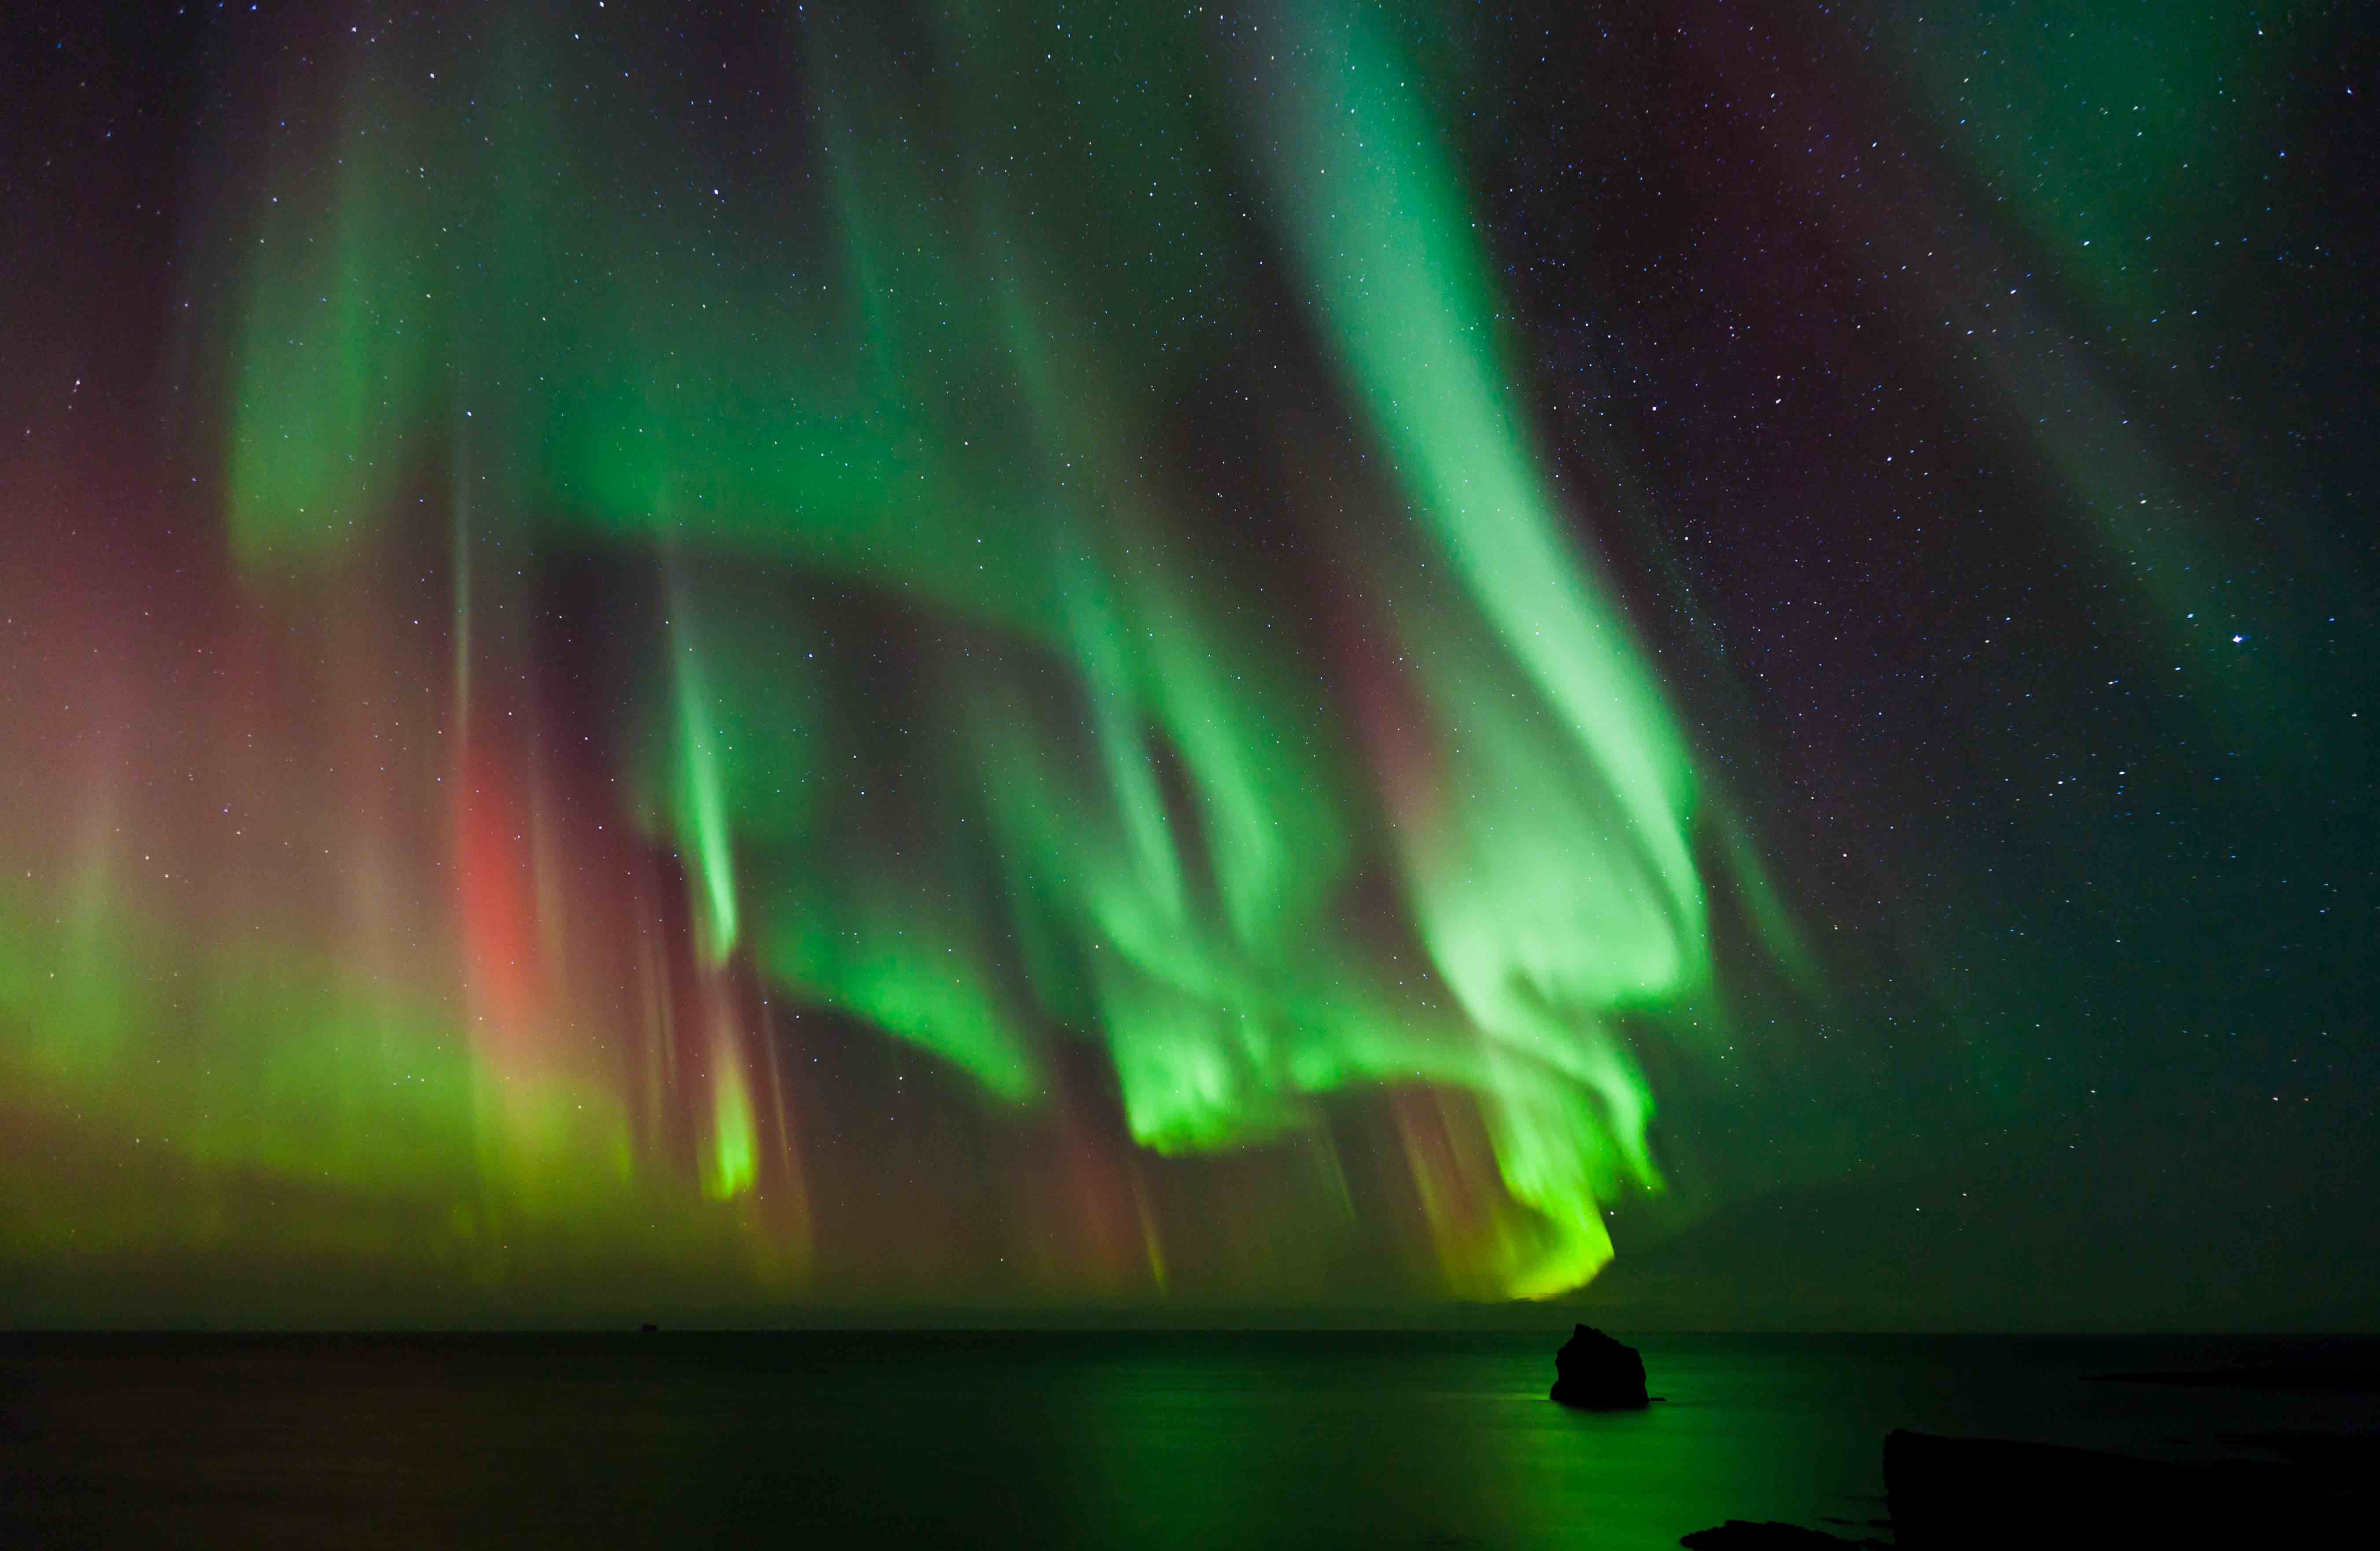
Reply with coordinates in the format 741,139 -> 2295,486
1,0 -> 2373,1329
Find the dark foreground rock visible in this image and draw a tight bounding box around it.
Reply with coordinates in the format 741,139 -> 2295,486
1685,1427 -> 2380,1549
1885,1427 -> 2376,1548
1548,1323 -> 1648,1409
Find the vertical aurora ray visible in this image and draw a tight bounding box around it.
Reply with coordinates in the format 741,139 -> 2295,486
1249,2 -> 1702,954
702,1006 -> 759,1204
1238,0 -> 1716,1288
666,615 -> 740,964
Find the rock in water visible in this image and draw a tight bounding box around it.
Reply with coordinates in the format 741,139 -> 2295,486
1549,1323 -> 1649,1409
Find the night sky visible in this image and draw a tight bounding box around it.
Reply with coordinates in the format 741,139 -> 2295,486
2,0 -> 2374,1329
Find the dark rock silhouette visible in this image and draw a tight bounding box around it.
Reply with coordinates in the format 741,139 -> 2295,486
1883,1427 -> 2380,1548
1548,1323 -> 1648,1409
1690,1423 -> 2380,1550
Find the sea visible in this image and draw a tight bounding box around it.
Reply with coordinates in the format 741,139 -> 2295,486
4,1331 -> 2375,1548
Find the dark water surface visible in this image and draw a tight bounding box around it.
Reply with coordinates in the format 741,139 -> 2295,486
4,1332 -> 2374,1548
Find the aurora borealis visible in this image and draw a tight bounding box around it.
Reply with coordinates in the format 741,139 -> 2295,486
4,0 -> 2375,1326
